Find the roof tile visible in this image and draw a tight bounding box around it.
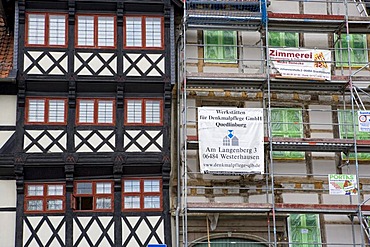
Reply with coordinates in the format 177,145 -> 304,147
0,18 -> 14,79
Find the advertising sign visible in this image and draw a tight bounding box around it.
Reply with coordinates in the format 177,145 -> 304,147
197,108 -> 264,175
269,48 -> 331,80
358,110 -> 370,132
328,174 -> 358,195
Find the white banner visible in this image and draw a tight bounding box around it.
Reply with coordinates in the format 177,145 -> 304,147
358,110 -> 370,132
328,174 -> 358,195
269,48 -> 331,80
197,108 -> 264,175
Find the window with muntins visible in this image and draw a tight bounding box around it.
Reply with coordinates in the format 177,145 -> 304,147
26,13 -> 67,47
288,214 -> 322,247
269,32 -> 299,47
26,98 -> 67,125
76,15 -> 116,48
122,178 -> 162,211
335,34 -> 368,67
124,16 -> 163,49
73,181 -> 113,211
77,98 -> 115,125
204,30 -> 237,63
338,110 -> 370,160
271,108 -> 304,159
25,183 -> 65,213
125,99 -> 162,125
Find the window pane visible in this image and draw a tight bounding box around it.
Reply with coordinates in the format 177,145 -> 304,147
28,185 -> 44,196
49,15 -> 66,45
47,185 -> 63,195
269,32 -> 298,47
28,14 -> 45,45
204,30 -> 236,63
124,180 -> 140,192
127,100 -> 142,123
145,100 -> 160,123
289,214 -> 321,247
28,99 -> 45,122
124,196 -> 140,208
78,16 -> 94,46
98,16 -> 114,47
204,30 -> 221,62
77,182 -> 92,194
145,17 -> 161,47
47,199 -> 63,210
27,200 -> 43,211
48,99 -> 65,123
271,109 -> 304,159
96,182 -> 112,194
339,110 -> 370,160
96,198 -> 112,209
223,31 -> 237,62
98,100 -> 113,123
144,180 -> 160,192
126,17 -> 142,47
335,34 -> 368,67
144,196 -> 160,208
79,100 -> 94,123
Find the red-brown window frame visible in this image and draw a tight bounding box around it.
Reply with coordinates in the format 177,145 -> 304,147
25,12 -> 68,48
24,183 -> 66,213
124,16 -> 164,50
25,97 -> 68,125
75,14 -> 117,49
124,98 -> 163,126
76,98 -> 116,126
72,180 -> 114,212
122,178 -> 162,212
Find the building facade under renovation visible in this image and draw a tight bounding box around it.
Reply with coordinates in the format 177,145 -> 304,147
173,0 -> 370,246
1,0 -> 370,246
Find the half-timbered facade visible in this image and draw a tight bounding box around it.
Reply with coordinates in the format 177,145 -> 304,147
0,0 -> 179,245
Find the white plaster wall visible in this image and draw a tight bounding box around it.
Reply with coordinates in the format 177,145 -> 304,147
0,95 -> 16,126
249,194 -> 272,203
309,105 -> 333,131
282,193 -> 319,204
241,31 -> 263,70
304,34 -> 329,49
0,180 -> 16,207
312,160 -> 337,175
322,194 -> 359,204
0,212 -> 16,247
274,161 -> 307,175
268,0 -> 299,13
303,2 -> 327,14
326,224 -> 362,246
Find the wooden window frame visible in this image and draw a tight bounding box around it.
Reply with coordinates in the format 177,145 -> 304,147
24,183 -> 65,213
25,12 -> 68,48
288,214 -> 322,246
76,98 -> 116,126
204,30 -> 238,64
25,97 -> 68,125
338,110 -> 370,160
335,33 -> 368,67
271,108 -> 305,159
124,98 -> 163,126
122,178 -> 162,211
75,14 -> 117,49
73,181 -> 114,212
124,16 -> 164,50
268,32 -> 299,47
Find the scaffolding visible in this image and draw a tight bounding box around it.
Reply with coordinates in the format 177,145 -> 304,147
176,0 -> 370,246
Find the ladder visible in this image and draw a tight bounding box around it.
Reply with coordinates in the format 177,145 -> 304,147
359,213 -> 370,242
354,0 -> 369,17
